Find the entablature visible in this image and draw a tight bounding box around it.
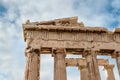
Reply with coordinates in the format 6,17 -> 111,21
23,17 -> 120,56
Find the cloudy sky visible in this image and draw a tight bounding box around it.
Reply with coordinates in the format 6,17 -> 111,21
0,0 -> 120,80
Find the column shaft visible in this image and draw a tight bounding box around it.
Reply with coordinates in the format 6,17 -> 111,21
92,53 -> 101,80
104,65 -> 115,80
79,66 -> 89,80
24,48 -> 40,80
53,48 -> 67,80
86,51 -> 101,80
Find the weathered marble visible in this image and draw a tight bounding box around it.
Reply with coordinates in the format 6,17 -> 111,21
23,17 -> 119,80
78,65 -> 89,80
24,47 -> 40,80
52,48 -> 67,80
104,65 -> 115,80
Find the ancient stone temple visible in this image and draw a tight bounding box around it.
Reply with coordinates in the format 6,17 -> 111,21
23,17 -> 120,80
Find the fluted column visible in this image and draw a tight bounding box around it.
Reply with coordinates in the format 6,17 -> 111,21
24,47 -> 40,80
78,65 -> 89,80
85,51 -> 101,80
53,48 -> 67,80
116,52 -> 120,76
104,65 -> 115,80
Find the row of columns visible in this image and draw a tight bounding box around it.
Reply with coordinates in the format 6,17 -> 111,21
78,65 -> 115,80
24,48 -> 120,80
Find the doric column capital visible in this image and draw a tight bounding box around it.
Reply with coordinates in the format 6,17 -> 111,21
111,51 -> 120,58
52,48 -> 66,57
82,50 -> 99,57
25,46 -> 40,56
54,48 -> 65,54
116,51 -> 120,56
104,65 -> 114,69
78,65 -> 87,70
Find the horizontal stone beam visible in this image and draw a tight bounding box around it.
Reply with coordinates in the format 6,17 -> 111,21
23,25 -> 120,44
30,40 -> 120,52
65,58 -> 109,66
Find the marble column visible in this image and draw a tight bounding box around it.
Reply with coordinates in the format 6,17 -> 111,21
104,65 -> 115,80
24,47 -> 40,80
116,52 -> 120,76
78,65 -> 89,80
85,51 -> 101,80
53,48 -> 67,80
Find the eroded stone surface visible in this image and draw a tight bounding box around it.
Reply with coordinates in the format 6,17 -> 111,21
23,17 -> 120,80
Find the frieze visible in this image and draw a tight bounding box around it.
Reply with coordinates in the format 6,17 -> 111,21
25,30 -> 120,42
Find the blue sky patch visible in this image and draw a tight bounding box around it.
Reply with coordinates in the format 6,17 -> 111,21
106,1 -> 120,17
72,0 -> 80,10
0,4 -> 7,16
109,21 -> 119,28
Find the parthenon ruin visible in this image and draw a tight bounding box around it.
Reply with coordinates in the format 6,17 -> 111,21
23,16 -> 120,80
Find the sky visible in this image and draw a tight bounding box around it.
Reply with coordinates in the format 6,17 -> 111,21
0,0 -> 120,80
